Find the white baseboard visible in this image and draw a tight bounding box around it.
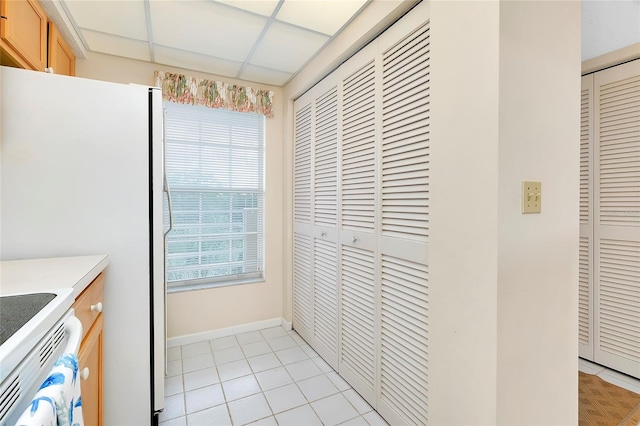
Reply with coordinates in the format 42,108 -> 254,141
167,317 -> 287,347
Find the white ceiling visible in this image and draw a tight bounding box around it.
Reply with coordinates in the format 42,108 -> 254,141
61,0 -> 369,86
58,0 -> 640,86
582,0 -> 640,61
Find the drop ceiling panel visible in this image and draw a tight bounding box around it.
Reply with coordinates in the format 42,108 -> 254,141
59,0 -> 378,86
65,0 -> 148,41
239,64 -> 292,86
154,45 -> 243,77
150,1 -> 267,62
215,0 -> 279,17
250,21 -> 329,73
276,0 -> 367,35
82,30 -> 150,62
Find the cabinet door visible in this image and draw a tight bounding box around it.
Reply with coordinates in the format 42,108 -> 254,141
0,0 -> 47,71
79,315 -> 104,426
48,22 -> 75,76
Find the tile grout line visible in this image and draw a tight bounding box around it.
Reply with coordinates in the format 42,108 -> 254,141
161,326 -> 382,425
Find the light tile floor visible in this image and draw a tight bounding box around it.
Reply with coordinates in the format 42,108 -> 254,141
159,326 -> 389,426
578,358 -> 640,394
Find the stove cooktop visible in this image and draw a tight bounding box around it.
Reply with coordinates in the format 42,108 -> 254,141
0,288 -> 74,386
0,293 -> 56,346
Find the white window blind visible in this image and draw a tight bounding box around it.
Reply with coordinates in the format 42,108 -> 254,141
164,102 -> 265,290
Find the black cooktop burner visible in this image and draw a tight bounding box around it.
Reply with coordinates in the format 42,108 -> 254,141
0,293 -> 56,346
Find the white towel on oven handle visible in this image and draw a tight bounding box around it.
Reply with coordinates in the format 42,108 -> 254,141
15,353 -> 84,426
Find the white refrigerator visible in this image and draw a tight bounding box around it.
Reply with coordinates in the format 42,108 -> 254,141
0,66 -> 167,424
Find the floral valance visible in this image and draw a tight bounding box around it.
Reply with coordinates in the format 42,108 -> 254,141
154,71 -> 274,118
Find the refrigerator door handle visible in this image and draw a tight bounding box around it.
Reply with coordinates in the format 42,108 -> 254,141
163,108 -> 174,237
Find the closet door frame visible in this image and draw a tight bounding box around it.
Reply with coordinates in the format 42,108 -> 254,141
579,74 -> 595,360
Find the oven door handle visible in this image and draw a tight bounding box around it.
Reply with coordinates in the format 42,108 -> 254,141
63,316 -> 83,355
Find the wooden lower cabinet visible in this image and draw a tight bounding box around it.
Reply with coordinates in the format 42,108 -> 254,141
73,273 -> 104,426
79,315 -> 103,426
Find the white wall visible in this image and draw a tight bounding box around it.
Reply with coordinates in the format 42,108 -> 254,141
76,52 -> 285,338
428,1 -> 500,423
497,2 -> 580,424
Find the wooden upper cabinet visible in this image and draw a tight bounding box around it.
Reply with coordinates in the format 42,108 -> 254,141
48,21 -> 74,76
0,0 -> 47,71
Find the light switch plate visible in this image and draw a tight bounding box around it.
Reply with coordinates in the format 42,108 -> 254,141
522,181 -> 541,214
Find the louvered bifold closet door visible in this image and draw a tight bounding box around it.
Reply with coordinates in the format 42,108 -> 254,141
312,83 -> 340,368
313,237 -> 339,367
377,21 -> 430,426
314,87 -> 338,228
294,104 -> 312,226
341,58 -> 376,234
293,233 -> 313,340
340,245 -> 376,400
293,103 -> 313,341
579,75 -> 594,359
593,59 -> 640,379
338,44 -> 379,404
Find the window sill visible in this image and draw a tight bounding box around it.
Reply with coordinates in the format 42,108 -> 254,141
166,277 -> 265,294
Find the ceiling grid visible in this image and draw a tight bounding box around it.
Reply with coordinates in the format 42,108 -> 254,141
62,0 -> 370,86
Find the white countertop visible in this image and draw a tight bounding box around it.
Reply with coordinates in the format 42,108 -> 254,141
0,255 -> 109,298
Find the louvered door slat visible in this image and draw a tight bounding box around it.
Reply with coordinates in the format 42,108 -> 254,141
293,233 -> 313,339
341,245 -> 375,391
598,238 -> 640,364
381,24 -> 430,241
581,87 -> 590,225
579,237 -> 590,346
342,60 -> 376,232
380,253 -> 428,425
314,88 -> 338,227
314,238 -> 338,359
598,238 -> 640,365
294,105 -> 312,224
599,72 -> 640,227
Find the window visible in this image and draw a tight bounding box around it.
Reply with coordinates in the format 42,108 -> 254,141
164,102 -> 265,291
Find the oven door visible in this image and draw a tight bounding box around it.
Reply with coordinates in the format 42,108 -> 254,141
0,310 -> 82,425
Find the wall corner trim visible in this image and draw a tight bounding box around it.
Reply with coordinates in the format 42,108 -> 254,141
280,318 -> 293,331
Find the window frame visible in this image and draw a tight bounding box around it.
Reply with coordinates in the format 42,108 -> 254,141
163,102 -> 266,292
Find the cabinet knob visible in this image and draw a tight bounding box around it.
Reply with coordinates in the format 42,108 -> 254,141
80,367 -> 90,381
352,237 -> 358,243
90,302 -> 103,313
320,231 -> 326,237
